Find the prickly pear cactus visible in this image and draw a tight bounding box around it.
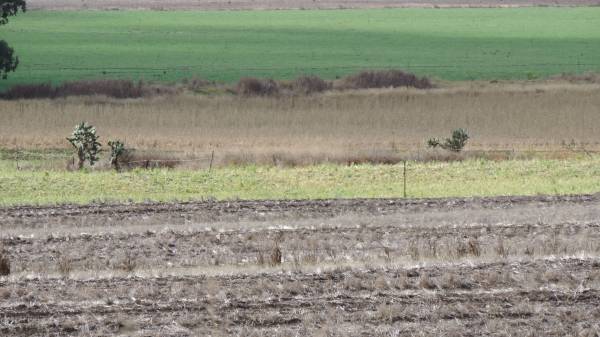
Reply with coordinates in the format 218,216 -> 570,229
108,139 -> 126,171
66,122 -> 101,169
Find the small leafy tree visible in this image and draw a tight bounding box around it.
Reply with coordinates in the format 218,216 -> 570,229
108,139 -> 125,171
0,0 -> 26,79
427,128 -> 469,152
67,122 -> 101,169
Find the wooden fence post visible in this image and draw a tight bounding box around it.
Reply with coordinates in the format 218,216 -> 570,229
403,160 -> 407,198
209,150 -> 215,173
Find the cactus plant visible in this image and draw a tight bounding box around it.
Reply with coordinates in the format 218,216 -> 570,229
108,139 -> 126,171
66,122 -> 101,169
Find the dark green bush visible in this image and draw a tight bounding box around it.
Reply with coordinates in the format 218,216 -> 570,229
427,128 -> 469,152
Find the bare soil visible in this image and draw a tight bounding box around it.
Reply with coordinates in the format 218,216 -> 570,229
1,194 -> 600,336
27,0 -> 600,10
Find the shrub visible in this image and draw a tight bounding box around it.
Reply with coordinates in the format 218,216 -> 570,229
108,139 -> 126,171
236,77 -> 279,96
339,70 -> 432,90
427,128 -> 469,152
2,79 -> 145,100
1,83 -> 56,99
67,122 -> 101,169
291,75 -> 330,94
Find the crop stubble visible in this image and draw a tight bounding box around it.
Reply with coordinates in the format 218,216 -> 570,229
1,194 -> 600,335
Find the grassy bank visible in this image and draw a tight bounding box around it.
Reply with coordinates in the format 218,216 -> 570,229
1,156 -> 599,205
2,7 -> 600,89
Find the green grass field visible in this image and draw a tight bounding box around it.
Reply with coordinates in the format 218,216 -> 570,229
1,156 -> 599,206
1,7 -> 599,89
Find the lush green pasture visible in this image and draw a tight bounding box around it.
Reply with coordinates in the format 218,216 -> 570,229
1,157 -> 599,206
1,7 -> 599,89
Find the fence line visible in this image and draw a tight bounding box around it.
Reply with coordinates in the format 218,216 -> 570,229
7,148 -> 598,167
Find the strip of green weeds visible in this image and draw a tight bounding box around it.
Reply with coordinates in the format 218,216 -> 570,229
1,157 -> 599,206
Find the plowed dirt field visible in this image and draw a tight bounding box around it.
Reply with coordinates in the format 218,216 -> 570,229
1,195 -> 600,336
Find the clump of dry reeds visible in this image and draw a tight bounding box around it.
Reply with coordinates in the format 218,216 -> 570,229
290,75 -> 331,94
269,245 -> 282,267
418,273 -> 437,290
120,252 -> 138,273
236,77 -> 279,96
57,254 -> 73,278
456,237 -> 481,258
0,249 -> 10,276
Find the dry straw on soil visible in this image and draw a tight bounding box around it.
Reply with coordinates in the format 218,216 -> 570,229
1,82 -> 600,159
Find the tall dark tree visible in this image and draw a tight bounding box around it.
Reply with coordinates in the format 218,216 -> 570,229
0,0 -> 25,79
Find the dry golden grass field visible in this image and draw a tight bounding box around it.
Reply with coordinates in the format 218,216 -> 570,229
2,80 -> 599,165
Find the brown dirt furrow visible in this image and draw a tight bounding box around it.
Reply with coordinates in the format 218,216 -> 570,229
1,288 -> 599,335
2,194 -> 598,220
3,216 -> 600,274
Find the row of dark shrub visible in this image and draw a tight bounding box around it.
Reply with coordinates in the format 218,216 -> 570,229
1,70 -> 433,100
1,79 -> 146,100
236,70 -> 432,96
